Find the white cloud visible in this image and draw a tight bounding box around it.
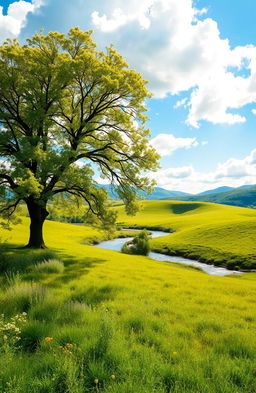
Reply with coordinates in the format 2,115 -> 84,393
150,149 -> 256,193
174,98 -> 188,109
90,0 -> 256,127
150,133 -> 200,156
0,0 -> 43,42
91,5 -> 152,32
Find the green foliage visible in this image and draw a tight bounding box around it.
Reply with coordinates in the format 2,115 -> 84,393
121,230 -> 150,255
0,27 -> 159,247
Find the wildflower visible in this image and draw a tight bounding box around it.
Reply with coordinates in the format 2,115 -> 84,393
172,351 -> 177,356
58,345 -> 63,349
45,337 -> 53,343
111,375 -> 116,380
94,379 -> 99,385
66,343 -> 74,348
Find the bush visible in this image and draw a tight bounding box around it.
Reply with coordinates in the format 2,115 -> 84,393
121,230 -> 150,256
34,259 -> 64,274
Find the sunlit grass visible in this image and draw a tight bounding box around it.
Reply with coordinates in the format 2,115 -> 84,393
116,200 -> 256,268
0,201 -> 256,392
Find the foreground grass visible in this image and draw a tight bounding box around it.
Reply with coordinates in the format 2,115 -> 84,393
116,200 -> 256,269
0,207 -> 256,392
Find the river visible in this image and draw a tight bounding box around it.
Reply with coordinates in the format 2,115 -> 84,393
95,230 -> 241,276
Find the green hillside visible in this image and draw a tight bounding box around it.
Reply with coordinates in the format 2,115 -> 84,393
115,200 -> 256,269
1,202 -> 256,392
178,185 -> 256,208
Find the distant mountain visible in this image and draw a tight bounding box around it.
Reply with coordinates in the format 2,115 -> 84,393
182,185 -> 256,208
141,187 -> 190,200
97,183 -> 256,208
197,186 -> 234,196
97,185 -> 190,200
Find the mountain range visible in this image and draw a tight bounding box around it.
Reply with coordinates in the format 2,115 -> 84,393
98,184 -> 256,208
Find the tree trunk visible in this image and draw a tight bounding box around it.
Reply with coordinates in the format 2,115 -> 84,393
25,198 -> 49,248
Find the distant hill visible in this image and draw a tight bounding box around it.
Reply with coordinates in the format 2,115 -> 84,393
97,185 -> 190,200
97,183 -> 256,208
182,185 -> 256,208
197,186 -> 234,196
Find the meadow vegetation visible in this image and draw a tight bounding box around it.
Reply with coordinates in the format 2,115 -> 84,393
116,200 -> 256,269
121,230 -> 151,256
0,201 -> 256,392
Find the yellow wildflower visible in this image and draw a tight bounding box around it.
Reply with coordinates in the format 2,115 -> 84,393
45,337 -> 53,343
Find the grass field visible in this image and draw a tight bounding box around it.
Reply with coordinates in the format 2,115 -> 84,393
116,200 -> 256,269
0,202 -> 256,392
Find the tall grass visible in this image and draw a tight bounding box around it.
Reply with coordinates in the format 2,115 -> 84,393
34,259 -> 64,274
1,205 -> 256,392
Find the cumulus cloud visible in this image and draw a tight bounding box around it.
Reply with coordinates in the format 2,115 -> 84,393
91,3 -> 152,32
3,0 -> 256,129
0,0 -> 43,42
150,149 -> 256,193
150,133 -> 200,156
90,0 -> 256,127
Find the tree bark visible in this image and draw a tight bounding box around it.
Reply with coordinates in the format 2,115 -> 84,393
25,198 -> 49,248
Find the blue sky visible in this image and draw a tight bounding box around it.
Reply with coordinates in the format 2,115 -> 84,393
1,0 -> 256,193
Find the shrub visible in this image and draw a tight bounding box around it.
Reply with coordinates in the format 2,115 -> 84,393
34,259 -> 64,274
121,230 -> 150,256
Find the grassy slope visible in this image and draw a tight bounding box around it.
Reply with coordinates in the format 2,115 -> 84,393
115,200 -> 256,269
181,185 -> 256,208
0,206 -> 256,392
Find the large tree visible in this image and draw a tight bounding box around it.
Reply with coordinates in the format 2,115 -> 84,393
0,28 -> 159,248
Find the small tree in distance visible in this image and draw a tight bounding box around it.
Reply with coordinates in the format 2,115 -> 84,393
0,28 -> 159,248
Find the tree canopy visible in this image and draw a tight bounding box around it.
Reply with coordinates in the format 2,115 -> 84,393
0,28 -> 159,248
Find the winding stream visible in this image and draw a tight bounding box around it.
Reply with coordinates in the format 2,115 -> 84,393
95,230 -> 241,276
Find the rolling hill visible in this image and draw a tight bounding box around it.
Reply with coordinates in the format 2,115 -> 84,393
115,200 -> 256,269
99,184 -> 256,208
181,185 -> 256,207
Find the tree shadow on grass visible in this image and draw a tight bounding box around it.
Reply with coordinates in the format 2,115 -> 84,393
0,243 -> 108,283
170,203 -> 202,214
69,283 -> 121,306
0,244 -> 57,274
51,255 -> 107,285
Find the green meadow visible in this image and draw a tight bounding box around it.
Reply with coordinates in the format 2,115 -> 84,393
1,201 -> 256,392
116,200 -> 256,269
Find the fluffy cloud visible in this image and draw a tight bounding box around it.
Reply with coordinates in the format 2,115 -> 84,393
90,0 -> 256,127
3,0 -> 256,128
150,133 -> 200,156
0,0 -> 42,41
151,149 -> 256,193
